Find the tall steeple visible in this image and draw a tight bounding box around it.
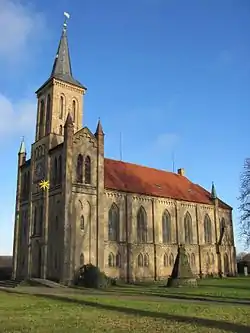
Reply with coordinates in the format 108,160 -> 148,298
34,12 -> 86,141
50,15 -> 84,88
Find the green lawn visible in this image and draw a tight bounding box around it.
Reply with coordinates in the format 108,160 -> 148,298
0,278 -> 250,333
94,276 -> 250,302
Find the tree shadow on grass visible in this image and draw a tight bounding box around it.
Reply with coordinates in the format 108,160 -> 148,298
87,287 -> 250,306
148,292 -> 250,306
199,284 -> 250,291
1,289 -> 249,333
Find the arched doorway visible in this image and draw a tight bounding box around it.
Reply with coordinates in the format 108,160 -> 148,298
224,253 -> 229,276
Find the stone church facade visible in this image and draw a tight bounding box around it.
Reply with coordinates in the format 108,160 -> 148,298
12,22 -> 237,284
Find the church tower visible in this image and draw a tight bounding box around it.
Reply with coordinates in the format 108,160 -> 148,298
34,18 -> 86,144
11,15 -> 89,282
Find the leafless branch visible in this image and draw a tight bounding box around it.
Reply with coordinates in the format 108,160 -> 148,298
238,158 -> 250,247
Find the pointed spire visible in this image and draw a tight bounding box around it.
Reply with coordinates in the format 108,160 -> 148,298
19,137 -> 26,154
50,13 -> 84,89
211,181 -> 217,199
95,118 -> 104,136
64,112 -> 74,127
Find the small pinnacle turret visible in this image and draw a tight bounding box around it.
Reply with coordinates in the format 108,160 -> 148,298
19,137 -> 26,154
211,181 -> 217,200
95,118 -> 104,136
64,112 -> 74,127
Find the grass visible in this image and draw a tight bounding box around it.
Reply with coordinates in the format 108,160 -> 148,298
73,276 -> 250,302
0,278 -> 250,333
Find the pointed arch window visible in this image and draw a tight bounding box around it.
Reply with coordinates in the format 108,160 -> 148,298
80,253 -> 84,267
184,212 -> 193,244
169,253 -> 174,266
108,204 -> 119,241
162,210 -> 171,243
191,253 -> 196,266
72,100 -> 76,122
39,100 -> 45,138
33,207 -> 37,235
84,156 -> 91,184
108,252 -> 115,267
59,96 -> 64,119
45,94 -> 51,134
163,253 -> 168,267
137,206 -> 147,243
220,218 -> 226,234
210,253 -> 214,265
204,214 -> 212,243
53,157 -> 58,185
80,215 -> 84,231
76,154 -> 83,183
58,155 -> 62,184
138,253 -> 143,267
116,252 -> 121,268
144,253 -> 149,267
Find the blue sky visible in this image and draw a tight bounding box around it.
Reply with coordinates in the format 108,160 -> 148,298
0,0 -> 249,254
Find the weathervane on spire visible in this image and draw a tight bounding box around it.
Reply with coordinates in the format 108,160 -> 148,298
63,11 -> 70,30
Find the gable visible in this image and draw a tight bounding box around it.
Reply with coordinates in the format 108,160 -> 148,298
73,127 -> 97,148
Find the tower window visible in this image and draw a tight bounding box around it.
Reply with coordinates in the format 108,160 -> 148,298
59,125 -> 63,135
59,96 -> 64,119
39,100 -> 45,138
72,100 -> 76,122
45,94 -> 51,135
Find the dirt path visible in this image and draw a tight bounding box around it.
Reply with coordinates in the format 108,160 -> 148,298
1,285 -> 250,307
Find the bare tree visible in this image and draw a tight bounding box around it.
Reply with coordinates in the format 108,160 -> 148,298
239,158 -> 250,247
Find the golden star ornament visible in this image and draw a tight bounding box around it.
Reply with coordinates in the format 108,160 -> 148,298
39,179 -> 50,191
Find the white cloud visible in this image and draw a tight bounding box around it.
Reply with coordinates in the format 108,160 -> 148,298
0,93 -> 36,139
0,1 -> 46,140
0,0 -> 45,63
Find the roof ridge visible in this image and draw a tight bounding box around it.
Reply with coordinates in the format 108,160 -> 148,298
104,157 -> 184,178
104,158 -> 232,210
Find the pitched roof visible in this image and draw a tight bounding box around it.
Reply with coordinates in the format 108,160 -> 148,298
104,158 -> 231,210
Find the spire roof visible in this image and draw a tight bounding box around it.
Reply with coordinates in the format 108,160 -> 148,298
211,182 -> 217,199
19,137 -> 26,154
50,20 -> 84,89
95,118 -> 104,136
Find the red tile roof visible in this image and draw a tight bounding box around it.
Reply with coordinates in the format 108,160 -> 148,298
104,158 -> 231,210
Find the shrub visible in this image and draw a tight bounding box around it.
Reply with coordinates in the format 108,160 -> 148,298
76,264 -> 110,289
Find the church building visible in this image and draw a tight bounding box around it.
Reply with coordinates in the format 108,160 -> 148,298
12,19 -> 237,284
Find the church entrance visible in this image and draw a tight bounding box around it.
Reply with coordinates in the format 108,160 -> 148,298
32,241 -> 42,278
